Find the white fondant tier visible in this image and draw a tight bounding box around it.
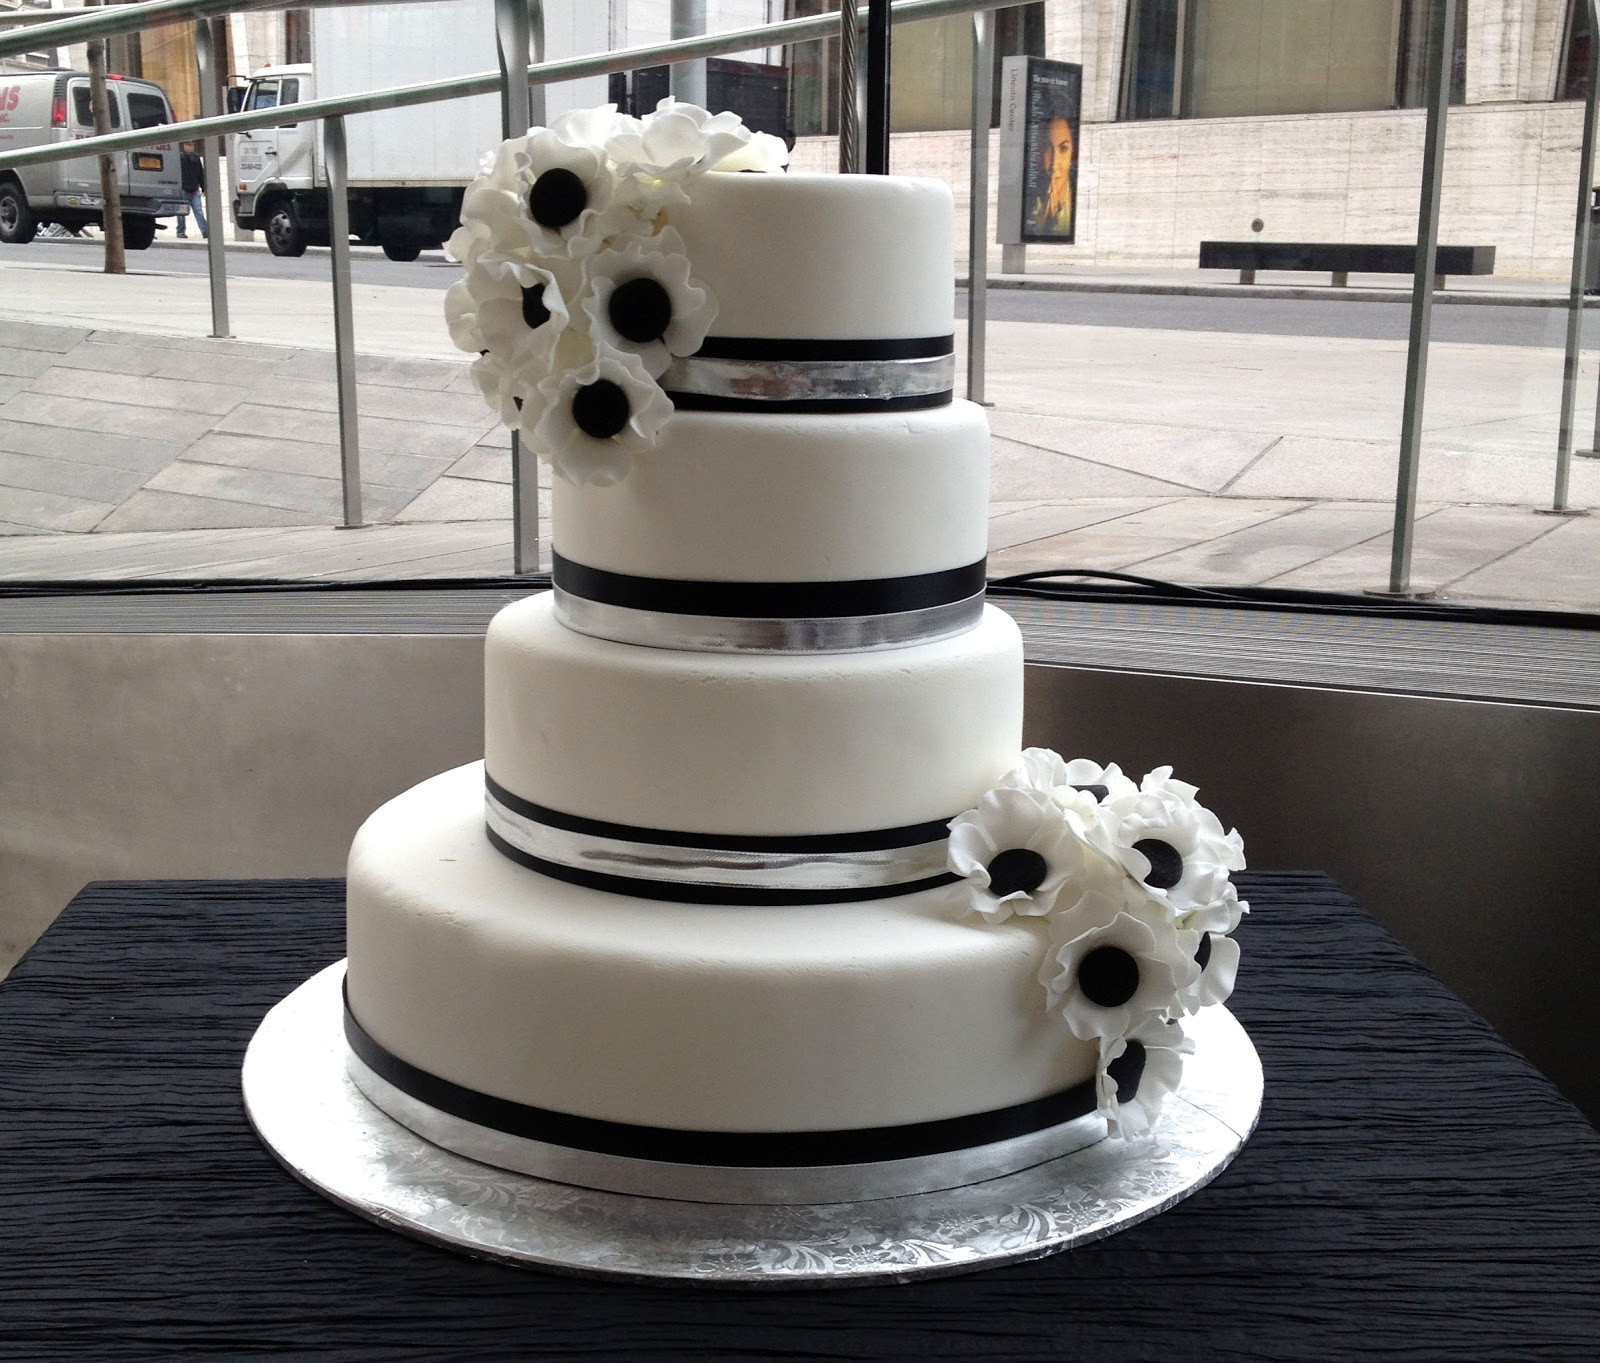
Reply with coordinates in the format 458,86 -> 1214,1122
345,763 -> 1098,1133
483,594 -> 1023,837
551,402 -> 988,586
670,173 -> 954,341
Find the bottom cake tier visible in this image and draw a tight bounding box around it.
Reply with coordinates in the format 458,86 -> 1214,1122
344,762 -> 1106,1203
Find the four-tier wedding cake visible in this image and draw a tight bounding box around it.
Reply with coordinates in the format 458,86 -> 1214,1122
341,101 -> 1246,1205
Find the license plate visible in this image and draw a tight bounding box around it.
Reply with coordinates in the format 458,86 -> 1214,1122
134,153 -> 163,171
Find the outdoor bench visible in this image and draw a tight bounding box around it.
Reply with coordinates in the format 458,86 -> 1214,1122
1199,240 -> 1496,288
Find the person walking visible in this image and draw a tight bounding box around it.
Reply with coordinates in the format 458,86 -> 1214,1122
178,142 -> 207,239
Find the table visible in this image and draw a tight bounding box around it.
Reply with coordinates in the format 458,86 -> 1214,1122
2,874 -> 1597,1361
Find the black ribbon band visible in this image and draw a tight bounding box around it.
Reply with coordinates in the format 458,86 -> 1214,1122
485,774 -> 955,853
691,334 -> 955,362
664,389 -> 953,414
344,981 -> 1098,1168
549,553 -> 988,620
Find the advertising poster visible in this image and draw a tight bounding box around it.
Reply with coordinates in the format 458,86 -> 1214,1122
997,57 -> 1082,246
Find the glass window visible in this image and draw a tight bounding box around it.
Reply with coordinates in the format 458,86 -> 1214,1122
71,85 -> 122,129
126,91 -> 169,130
278,78 -> 300,106
1559,0 -> 1593,100
244,80 -> 280,113
1120,0 -> 1466,121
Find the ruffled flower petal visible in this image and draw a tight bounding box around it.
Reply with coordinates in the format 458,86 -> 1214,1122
1178,929 -> 1240,1013
1096,769 -> 1246,919
712,130 -> 790,173
579,227 -> 717,378
1096,1016 -> 1192,1139
526,346 -> 673,487
947,785 -> 1086,923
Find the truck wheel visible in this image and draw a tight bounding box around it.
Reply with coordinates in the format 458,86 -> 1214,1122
121,216 -> 157,251
380,231 -> 422,263
0,182 -> 38,245
265,200 -> 307,257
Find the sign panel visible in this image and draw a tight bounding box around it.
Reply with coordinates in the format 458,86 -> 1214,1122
997,56 -> 1082,246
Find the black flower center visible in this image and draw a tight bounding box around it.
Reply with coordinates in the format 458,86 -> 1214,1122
1106,1040 -> 1147,1104
528,166 -> 588,229
986,847 -> 1048,897
1134,837 -> 1184,890
570,379 -> 630,439
609,276 -> 674,344
1195,932 -> 1213,970
521,283 -> 552,331
1078,945 -> 1140,1008
1072,782 -> 1109,802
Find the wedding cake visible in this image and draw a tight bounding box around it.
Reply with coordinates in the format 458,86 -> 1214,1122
342,102 -> 1246,1205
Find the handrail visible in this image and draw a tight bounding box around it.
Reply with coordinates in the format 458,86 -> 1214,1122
0,0 -> 424,53
0,0 -> 1013,173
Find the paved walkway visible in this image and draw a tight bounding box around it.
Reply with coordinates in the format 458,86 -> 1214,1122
0,249 -> 1597,611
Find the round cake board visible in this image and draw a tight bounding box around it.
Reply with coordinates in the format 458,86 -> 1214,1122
242,961 -> 1262,1287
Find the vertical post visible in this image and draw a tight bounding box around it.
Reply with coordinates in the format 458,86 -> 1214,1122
671,0 -> 707,107
967,9 -> 993,405
838,0 -> 859,173
865,0 -> 890,174
323,115 -> 363,529
193,18 -> 231,339
1387,0 -> 1453,595
497,0 -> 543,573
1562,0 -> 1600,502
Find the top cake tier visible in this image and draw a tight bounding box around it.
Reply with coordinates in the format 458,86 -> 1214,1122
666,171 -> 955,343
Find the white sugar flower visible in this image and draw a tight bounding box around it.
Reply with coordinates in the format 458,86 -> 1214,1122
1097,1016 -> 1191,1139
526,346 -> 673,487
445,256 -> 568,357
606,98 -> 755,206
712,130 -> 790,173
947,784 -> 1085,923
580,228 -> 716,378
505,128 -> 633,259
1098,767 -> 1245,918
466,349 -> 529,428
548,102 -> 636,151
1040,886 -> 1200,1041
1059,757 -> 1139,806
1177,928 -> 1241,1014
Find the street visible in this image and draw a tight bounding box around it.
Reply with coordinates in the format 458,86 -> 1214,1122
5,237 -> 1597,349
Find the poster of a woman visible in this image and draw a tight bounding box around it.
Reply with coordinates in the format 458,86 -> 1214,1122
1022,61 -> 1082,243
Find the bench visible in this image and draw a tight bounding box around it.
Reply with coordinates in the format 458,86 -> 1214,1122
1199,241 -> 1496,289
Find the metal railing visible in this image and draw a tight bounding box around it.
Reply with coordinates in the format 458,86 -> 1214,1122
1,0 -> 1594,591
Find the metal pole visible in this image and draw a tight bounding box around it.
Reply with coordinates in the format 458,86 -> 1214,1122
1387,0 -> 1453,595
323,114 -> 363,529
497,0 -> 542,575
966,8 -> 992,404
865,0 -> 890,173
838,0 -> 859,173
670,0 -> 707,107
1562,0 -> 1600,500
193,17 -> 231,339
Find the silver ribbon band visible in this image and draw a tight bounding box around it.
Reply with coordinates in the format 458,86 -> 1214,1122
661,351 -> 955,406
346,1049 -> 1108,1205
485,786 -> 953,896
553,587 -> 986,653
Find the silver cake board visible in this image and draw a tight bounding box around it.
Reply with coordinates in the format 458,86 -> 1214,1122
242,961 -> 1263,1287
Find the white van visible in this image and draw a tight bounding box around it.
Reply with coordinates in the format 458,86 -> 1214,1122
0,69 -> 185,248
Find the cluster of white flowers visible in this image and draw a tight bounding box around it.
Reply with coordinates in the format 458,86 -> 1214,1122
947,749 -> 1247,1138
444,100 -> 788,486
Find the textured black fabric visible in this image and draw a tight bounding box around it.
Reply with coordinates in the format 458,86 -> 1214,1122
1,873 -> 1597,1362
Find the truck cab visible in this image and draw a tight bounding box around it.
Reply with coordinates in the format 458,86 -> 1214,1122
0,70 -> 184,247
228,65 -> 320,255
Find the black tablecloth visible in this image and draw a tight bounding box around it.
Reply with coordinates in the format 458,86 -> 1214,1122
1,873 -> 1597,1362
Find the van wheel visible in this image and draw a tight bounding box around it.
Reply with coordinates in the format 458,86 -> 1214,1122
264,200 -> 307,257
380,230 -> 422,262
121,216 -> 157,251
0,182 -> 38,245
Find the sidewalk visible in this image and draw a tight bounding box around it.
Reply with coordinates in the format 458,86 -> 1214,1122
0,251 -> 1596,611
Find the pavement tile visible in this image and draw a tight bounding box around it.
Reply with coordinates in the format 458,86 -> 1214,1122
47,340 -> 168,378
0,449 -> 151,503
0,520 -> 51,536
182,431 -> 452,492
0,345 -> 58,379
0,319 -> 90,354
395,476 -> 516,522
243,375 -> 499,431
1132,501 -> 1400,582
474,424 -> 513,450
30,366 -> 246,418
274,350 -> 466,391
445,446 -> 513,484
0,376 -> 25,403
989,499 -> 1170,552
991,438 -> 1199,498
204,521 -> 519,579
0,416 -> 185,474
990,412 -> 1277,492
142,460 -> 419,522
1266,504 -> 1565,597
0,484 -> 115,532
109,332 -> 306,364
1446,511 -> 1600,608
1,391 -> 219,445
214,402 -> 486,460
92,491 -> 328,535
